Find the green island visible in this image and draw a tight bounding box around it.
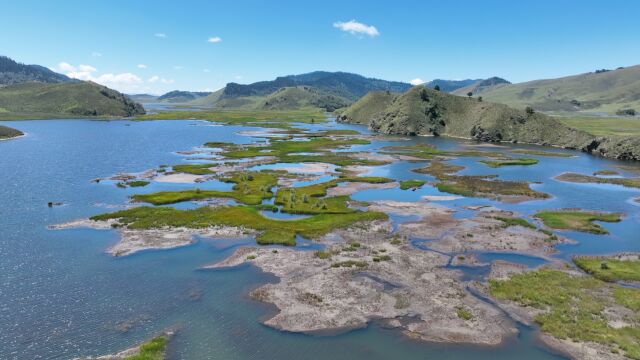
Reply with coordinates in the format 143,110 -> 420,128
124,336 -> 166,360
91,205 -> 387,246
382,143 -> 504,159
0,125 -> 23,140
556,172 -> 640,189
493,216 -> 536,229
399,179 -> 426,190
133,171 -> 278,205
574,256 -> 640,282
594,170 -> 620,175
534,210 -> 623,234
511,149 -> 574,157
489,269 -> 640,359
413,160 -> 548,200
479,158 -> 539,168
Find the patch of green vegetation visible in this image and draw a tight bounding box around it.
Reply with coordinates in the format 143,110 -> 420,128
574,257 -> 640,282
127,180 -> 150,187
399,179 -> 426,190
436,176 -> 548,200
489,269 -> 640,359
412,160 -> 464,177
493,216 -> 536,229
331,260 -> 368,268
132,171 -> 277,205
274,176 -> 393,214
480,158 -> 539,168
373,255 -> 391,262
456,307 -> 473,320
124,336 -> 166,360
314,250 -> 331,259
246,255 -> 257,260
593,170 -> 619,176
224,137 -> 370,159
535,210 -> 622,234
556,173 -> 640,189
91,205 -> 387,246
171,164 -> 214,175
383,143 -> 503,160
511,149 -> 574,157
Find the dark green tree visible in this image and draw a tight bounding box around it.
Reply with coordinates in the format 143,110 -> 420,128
433,84 -> 440,91
467,92 -> 473,98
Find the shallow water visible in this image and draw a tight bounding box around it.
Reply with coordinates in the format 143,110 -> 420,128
1,118 -> 637,359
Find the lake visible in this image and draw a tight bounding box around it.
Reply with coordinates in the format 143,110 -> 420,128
1,118 -> 638,359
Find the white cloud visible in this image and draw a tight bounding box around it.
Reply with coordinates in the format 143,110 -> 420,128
54,61 -> 147,92
137,64 -> 147,69
333,20 -> 379,37
154,33 -> 167,38
91,51 -> 102,57
410,78 -> 426,86
148,75 -> 174,84
207,36 -> 222,43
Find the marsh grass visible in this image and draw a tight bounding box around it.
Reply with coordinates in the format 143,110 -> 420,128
574,257 -> 640,282
91,205 -> 387,246
124,336 -> 166,360
489,269 -> 640,359
535,210 -> 622,234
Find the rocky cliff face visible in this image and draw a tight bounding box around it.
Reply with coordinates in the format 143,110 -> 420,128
337,86 -> 640,161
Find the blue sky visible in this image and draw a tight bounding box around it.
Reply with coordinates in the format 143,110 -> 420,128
2,0 -> 638,94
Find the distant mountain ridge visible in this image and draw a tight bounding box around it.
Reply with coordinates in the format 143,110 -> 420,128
425,79 -> 481,93
219,71 -> 412,101
0,56 -> 73,85
452,77 -> 511,96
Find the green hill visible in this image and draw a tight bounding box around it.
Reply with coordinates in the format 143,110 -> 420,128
191,71 -> 411,110
0,81 -> 145,119
260,86 -> 351,111
338,86 -> 640,160
0,125 -> 23,139
157,90 -> 211,103
480,65 -> 640,114
451,77 -> 511,96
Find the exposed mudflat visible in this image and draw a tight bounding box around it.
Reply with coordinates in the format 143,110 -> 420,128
207,220 -> 517,345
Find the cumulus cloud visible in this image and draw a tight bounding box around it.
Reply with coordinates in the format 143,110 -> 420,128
137,64 -> 147,69
333,20 -> 379,37
154,33 -> 167,38
410,78 -> 426,85
54,62 -> 145,92
207,36 -> 222,43
148,75 -> 174,84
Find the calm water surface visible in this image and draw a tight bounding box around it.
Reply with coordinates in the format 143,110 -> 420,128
1,118 -> 638,359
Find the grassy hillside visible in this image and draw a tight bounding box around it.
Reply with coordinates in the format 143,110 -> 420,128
0,125 -> 23,139
157,90 -> 211,103
0,81 -> 145,119
452,77 -> 511,96
260,86 -> 350,111
480,65 -> 640,114
339,86 -> 640,160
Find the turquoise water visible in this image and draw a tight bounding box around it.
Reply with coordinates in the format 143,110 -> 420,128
1,118 -> 637,359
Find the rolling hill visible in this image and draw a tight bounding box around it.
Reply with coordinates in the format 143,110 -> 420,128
451,77 -> 511,96
0,81 -> 145,119
192,71 -> 412,110
337,86 -> 640,160
0,55 -> 73,85
479,65 -> 640,114
424,79 -> 481,93
157,90 -> 211,103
